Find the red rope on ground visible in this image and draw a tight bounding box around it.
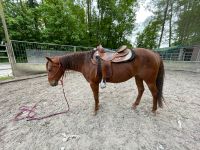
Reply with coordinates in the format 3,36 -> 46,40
14,75 -> 70,121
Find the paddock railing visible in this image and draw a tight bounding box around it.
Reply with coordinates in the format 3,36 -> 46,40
11,40 -> 93,63
2,41 -> 200,63
160,52 -> 200,61
155,46 -> 200,62
158,51 -> 200,61
1,41 -> 200,76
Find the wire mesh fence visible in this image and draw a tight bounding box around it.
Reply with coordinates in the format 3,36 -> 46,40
156,46 -> 200,61
11,40 -> 94,63
2,40 -> 200,64
158,52 -> 194,61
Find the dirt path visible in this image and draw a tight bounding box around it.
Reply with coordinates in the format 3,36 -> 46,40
0,70 -> 200,150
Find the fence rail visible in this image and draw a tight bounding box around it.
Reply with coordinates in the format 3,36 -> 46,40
158,52 -> 194,61
159,51 -> 200,61
11,40 -> 94,63
156,47 -> 200,62
1,40 -> 200,64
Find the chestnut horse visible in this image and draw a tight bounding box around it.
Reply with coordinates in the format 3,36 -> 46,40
46,47 -> 164,115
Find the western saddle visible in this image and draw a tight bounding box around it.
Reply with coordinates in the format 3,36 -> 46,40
91,45 -> 135,88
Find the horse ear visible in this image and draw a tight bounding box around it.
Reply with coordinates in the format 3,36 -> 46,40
46,57 -> 53,62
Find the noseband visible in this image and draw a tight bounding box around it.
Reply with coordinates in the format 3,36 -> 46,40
47,58 -> 65,80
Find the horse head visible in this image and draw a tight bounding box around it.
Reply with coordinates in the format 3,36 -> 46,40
46,56 -> 65,86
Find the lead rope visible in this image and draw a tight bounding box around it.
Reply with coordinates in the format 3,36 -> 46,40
60,73 -> 70,111
14,73 -> 70,121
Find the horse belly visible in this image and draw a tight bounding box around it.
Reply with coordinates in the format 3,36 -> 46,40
109,63 -> 136,83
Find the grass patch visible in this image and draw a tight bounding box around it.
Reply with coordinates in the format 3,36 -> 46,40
0,76 -> 14,81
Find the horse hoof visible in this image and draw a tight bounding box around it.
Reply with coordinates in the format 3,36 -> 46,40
152,109 -> 157,116
93,111 -> 97,116
132,105 -> 137,110
132,103 -> 138,110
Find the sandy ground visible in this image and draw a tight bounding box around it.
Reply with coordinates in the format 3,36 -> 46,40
0,70 -> 200,150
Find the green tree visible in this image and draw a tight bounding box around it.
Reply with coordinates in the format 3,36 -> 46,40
3,0 -> 41,41
95,0 -> 136,48
39,0 -> 86,45
176,0 -> 200,45
149,0 -> 177,47
136,19 -> 161,49
146,0 -> 200,47
1,0 -> 137,48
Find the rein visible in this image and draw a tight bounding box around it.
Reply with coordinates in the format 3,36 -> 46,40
14,59 -> 70,121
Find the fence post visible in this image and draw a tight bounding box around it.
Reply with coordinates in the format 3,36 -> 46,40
197,48 -> 200,61
0,1 -> 16,76
74,46 -> 76,52
178,48 -> 183,61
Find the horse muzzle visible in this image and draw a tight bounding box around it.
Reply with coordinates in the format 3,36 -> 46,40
49,80 -> 58,86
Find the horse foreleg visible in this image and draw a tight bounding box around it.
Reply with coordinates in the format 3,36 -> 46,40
90,82 -> 99,115
132,76 -> 144,109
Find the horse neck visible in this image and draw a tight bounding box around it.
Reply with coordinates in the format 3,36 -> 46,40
60,52 -> 88,72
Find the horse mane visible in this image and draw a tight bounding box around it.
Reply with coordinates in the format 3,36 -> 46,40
60,50 -> 95,70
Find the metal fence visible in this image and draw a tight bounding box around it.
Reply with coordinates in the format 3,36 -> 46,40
0,44 -> 9,63
2,40 -> 200,64
0,45 -> 12,76
156,46 -> 200,62
158,52 -> 195,61
11,40 -> 93,63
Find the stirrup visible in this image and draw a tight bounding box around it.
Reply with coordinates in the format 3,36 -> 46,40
100,79 -> 106,89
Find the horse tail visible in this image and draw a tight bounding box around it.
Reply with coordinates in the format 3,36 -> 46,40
156,58 -> 165,108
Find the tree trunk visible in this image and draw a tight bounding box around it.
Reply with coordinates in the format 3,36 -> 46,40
86,0 -> 92,44
169,1 -> 173,47
158,0 -> 169,48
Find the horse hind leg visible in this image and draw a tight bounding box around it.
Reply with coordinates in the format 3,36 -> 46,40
132,76 -> 144,109
146,81 -> 158,113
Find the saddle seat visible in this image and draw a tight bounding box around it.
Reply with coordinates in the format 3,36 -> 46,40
93,45 -> 134,63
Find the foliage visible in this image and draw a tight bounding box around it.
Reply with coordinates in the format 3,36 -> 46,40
1,0 -> 137,48
95,0 -> 136,48
141,0 -> 200,47
175,0 -> 200,45
136,19 -> 161,49
1,0 -> 200,49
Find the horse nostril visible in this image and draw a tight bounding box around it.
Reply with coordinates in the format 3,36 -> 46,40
54,81 -> 58,86
49,80 -> 58,86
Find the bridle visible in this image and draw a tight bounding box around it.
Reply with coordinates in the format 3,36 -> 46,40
47,57 -> 65,80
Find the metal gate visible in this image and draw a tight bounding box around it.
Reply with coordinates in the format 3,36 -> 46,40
0,44 -> 12,77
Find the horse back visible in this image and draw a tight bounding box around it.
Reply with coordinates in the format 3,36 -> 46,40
109,48 -> 161,83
